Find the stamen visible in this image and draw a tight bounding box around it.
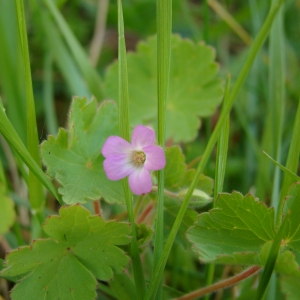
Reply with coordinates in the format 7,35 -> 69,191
133,151 -> 146,165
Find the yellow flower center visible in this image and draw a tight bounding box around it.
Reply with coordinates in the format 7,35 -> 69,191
133,151 -> 146,166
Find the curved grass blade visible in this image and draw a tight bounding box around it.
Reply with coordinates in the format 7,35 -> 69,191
44,0 -> 104,101
117,1 -> 146,298
0,98 -> 62,205
15,0 -> 45,212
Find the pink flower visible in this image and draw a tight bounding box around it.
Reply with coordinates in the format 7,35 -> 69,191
102,125 -> 166,195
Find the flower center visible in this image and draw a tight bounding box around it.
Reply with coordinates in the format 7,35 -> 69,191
133,151 -> 146,166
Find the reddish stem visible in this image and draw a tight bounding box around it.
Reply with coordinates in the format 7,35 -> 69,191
137,202 -> 154,224
174,266 -> 261,300
93,200 -> 101,216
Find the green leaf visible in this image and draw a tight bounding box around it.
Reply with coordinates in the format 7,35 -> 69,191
0,184 -> 15,238
282,182 -> 300,261
187,192 -> 275,263
276,250 -> 300,277
1,205 -> 131,300
164,146 -> 213,195
104,35 -> 223,143
41,97 -> 125,204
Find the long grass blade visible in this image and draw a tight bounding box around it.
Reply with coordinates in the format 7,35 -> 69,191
153,0 -> 172,298
0,98 -> 62,204
204,75 -> 230,300
44,0 -> 104,101
15,0 -> 45,212
117,1 -> 146,298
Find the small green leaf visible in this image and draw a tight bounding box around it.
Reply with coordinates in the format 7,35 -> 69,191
41,97 -> 125,204
187,192 -> 275,263
136,223 -> 153,252
1,205 -> 131,300
0,184 -> 16,238
164,146 -> 213,196
104,35 -> 223,142
276,250 -> 300,277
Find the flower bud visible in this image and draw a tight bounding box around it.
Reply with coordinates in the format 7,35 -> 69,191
179,189 -> 212,208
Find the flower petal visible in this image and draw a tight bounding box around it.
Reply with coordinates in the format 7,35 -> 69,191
131,125 -> 155,149
102,136 -> 133,158
128,167 -> 152,195
103,154 -> 135,180
143,145 -> 166,171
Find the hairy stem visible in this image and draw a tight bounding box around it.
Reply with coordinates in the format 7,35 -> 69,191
174,266 -> 261,300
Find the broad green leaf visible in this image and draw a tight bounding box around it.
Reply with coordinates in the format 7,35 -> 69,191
0,185 -> 15,238
104,35 -> 223,142
1,205 -> 131,300
187,192 -> 275,263
41,97 -> 125,204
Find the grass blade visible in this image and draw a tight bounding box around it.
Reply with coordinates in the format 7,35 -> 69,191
42,15 -> 91,98
204,75 -> 230,300
0,98 -> 62,204
262,151 -> 300,182
15,0 -> 45,212
117,1 -> 146,298
44,0 -> 104,101
153,0 -> 172,298
43,52 -> 58,136
0,1 -> 26,143
277,101 -> 300,218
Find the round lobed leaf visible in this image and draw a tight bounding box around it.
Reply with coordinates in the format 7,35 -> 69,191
104,35 -> 223,143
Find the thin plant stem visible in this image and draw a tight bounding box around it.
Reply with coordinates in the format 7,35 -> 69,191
153,0 -> 172,298
207,0 -> 253,45
137,202 -> 154,224
117,1 -> 146,297
175,266 -> 261,300
93,200 -> 101,216
89,0 -> 109,66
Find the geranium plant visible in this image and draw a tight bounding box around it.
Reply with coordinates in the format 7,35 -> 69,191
0,0 -> 299,299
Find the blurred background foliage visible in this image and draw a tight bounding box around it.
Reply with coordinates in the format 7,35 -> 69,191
0,0 -> 296,197
0,0 -> 299,299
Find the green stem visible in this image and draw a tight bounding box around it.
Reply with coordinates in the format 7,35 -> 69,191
153,0 -> 172,298
117,1 -> 146,298
144,1 -> 286,298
